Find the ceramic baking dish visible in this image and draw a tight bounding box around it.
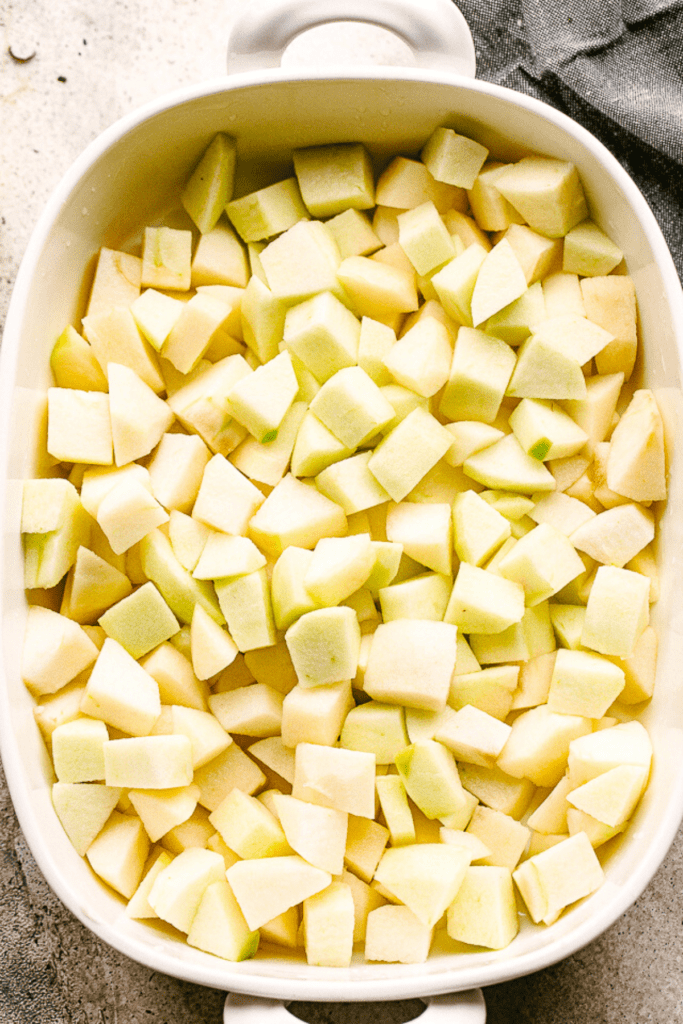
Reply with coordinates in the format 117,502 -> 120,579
2,1 -> 683,1020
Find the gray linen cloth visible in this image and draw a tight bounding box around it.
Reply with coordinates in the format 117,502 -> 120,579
456,0 -> 683,277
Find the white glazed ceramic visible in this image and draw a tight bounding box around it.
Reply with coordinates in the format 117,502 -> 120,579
2,0 -> 683,1014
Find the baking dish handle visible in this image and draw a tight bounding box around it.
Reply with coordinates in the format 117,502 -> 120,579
224,990 -> 487,1022
225,0 -> 476,77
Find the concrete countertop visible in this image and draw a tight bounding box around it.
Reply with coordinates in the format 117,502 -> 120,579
1,1 -> 682,1022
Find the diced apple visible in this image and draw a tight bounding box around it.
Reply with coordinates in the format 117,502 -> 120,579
86,811 -> 150,899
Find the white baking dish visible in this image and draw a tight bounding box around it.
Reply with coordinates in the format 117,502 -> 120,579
2,1 -> 683,1019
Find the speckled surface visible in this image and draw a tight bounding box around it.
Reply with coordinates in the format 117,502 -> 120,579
2,2 -> 683,1022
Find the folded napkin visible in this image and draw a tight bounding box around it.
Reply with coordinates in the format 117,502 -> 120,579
457,0 -> 683,277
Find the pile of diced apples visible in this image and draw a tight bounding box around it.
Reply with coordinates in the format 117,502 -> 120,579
21,125 -> 666,968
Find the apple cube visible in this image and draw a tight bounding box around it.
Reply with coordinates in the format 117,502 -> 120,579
340,701 -> 408,764
421,127 -> 488,189
453,489 -> 511,567
225,350 -> 298,443
52,782 -> 122,856
34,681 -> 89,745
364,619 -> 456,712
567,764 -> 648,828
379,572 -> 452,623
484,280 -> 546,346
192,454 -> 265,536
227,855 -> 331,931
148,846 -> 226,932
189,604 -> 238,681
439,327 -> 516,424
315,452 -> 391,516
281,680 -> 353,748
52,717 -> 108,783
302,533 -> 374,608
458,763 -> 534,819
191,220 -> 248,288
209,788 -> 291,859
470,238 -> 527,327
283,289 -> 360,385
497,704 -> 592,788
86,811 -> 150,899
141,226 -> 192,291
607,389 -> 667,502
431,244 -> 487,325
465,163 -> 521,232
209,682 -> 283,737
368,407 -> 453,503
293,142 -> 374,217
227,176 -> 308,242
365,904 -> 433,964
327,208 -> 382,260
497,523 -> 584,606
85,247 -> 141,317
375,774 -> 415,846
273,794 -> 348,874
583,276 -> 637,379
449,665 -> 519,721
98,581 -> 179,659
285,606 -> 360,687
248,737 -> 296,783
171,704 -> 232,767
193,532 -> 265,581
291,410 -> 354,478
337,255 -> 419,320
512,832 -> 603,925
293,742 -> 375,818
509,398 -> 588,462
61,546 -> 133,624
581,565 -> 650,657
567,721 -> 652,788
261,219 -> 342,303
563,219 -> 622,277
248,473 -> 347,557
376,155 -> 465,213
215,568 -> 277,652
82,305 -> 165,393
271,546 -> 319,630
193,743 -> 266,813
167,354 -> 252,456
447,865 -> 519,949
160,805 -> 215,854
140,640 -> 209,710
47,388 -> 112,465
383,316 -> 452,398
434,705 -> 511,769
571,503 -> 654,569
356,317 -> 396,386
375,842 -> 470,927
80,638 -> 161,737
444,562 -> 524,634
240,274 -> 288,365
495,157 -> 587,237
130,288 -> 185,352
22,606 -> 99,695
96,476 -> 169,555
187,880 -> 260,962
104,735 -> 193,789
309,366 -> 394,450
397,201 -> 455,276
385,502 -> 451,575
181,133 -> 236,234
50,324 -> 109,391
466,805 -> 529,870
129,784 -> 199,842
395,739 -> 467,820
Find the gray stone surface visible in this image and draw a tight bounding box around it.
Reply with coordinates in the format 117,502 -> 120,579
2,1 -> 683,1021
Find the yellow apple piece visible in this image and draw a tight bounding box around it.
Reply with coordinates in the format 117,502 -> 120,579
439,326 -> 516,423
141,226 -> 192,291
447,865 -> 519,949
98,581 -> 179,659
215,568 -> 277,652
570,503 -> 654,567
497,704 -> 592,788
148,433 -> 212,515
85,811 -> 150,899
495,156 -> 588,237
193,743 -> 266,813
46,387 -> 112,465
181,132 -> 236,235
365,904 -> 433,964
50,324 -> 110,391
444,562 -> 524,635
260,219 -> 342,304
227,855 -> 331,931
606,389 -> 667,502
293,142 -> 374,218
470,238 -> 527,327
129,785 -> 200,843
226,350 -> 298,443
85,247 -> 141,318
191,219 -> 248,288
581,565 -> 650,657
189,604 -> 238,681
385,501 -> 451,575
209,788 -> 291,859
302,881 -> 355,968
383,316 -> 452,398
22,605 -> 99,695
374,843 -> 470,928
52,782 -> 122,857
96,476 -> 169,555
421,127 -> 489,189
104,734 -> 193,789
466,805 -> 529,870
513,832 -> 603,925
148,846 -> 226,932
80,637 -> 161,736
249,473 -> 347,557
166,353 -> 252,456
130,287 -> 185,352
